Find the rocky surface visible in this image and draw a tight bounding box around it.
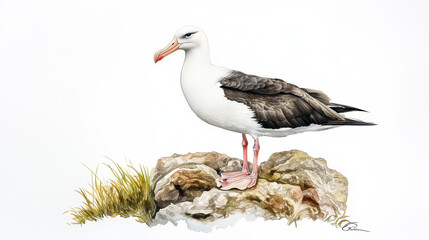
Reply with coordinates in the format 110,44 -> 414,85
148,150 -> 348,231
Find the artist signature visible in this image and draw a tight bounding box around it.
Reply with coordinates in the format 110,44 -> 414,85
341,222 -> 370,232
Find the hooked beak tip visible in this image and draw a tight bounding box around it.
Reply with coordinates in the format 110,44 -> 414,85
154,55 -> 164,63
153,53 -> 159,63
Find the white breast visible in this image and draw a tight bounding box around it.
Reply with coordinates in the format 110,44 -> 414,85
180,65 -> 261,135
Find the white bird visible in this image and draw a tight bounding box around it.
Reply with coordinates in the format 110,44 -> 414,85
154,26 -> 373,190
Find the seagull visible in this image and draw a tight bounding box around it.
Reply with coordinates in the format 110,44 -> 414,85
154,26 -> 374,191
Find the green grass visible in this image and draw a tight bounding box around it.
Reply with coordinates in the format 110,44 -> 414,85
66,159 -> 156,225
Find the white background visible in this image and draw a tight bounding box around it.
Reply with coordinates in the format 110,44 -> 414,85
1,0 -> 428,239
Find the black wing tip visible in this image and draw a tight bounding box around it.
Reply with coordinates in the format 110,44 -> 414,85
329,103 -> 368,113
323,120 -> 377,126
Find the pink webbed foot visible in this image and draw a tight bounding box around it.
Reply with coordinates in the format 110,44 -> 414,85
219,171 -> 250,184
219,134 -> 259,191
220,170 -> 250,180
219,174 -> 257,191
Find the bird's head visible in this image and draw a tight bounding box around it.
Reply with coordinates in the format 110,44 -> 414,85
154,26 -> 207,63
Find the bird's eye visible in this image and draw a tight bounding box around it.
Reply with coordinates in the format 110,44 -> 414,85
183,32 -> 197,39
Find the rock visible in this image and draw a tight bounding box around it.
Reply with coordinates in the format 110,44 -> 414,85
153,167 -> 218,208
259,150 -> 348,215
149,150 -> 348,231
151,152 -> 252,208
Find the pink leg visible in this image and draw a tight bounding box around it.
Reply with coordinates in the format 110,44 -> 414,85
242,134 -> 249,172
220,137 -> 259,190
220,134 -> 250,179
251,137 -> 260,176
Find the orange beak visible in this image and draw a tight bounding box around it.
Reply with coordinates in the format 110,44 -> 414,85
154,37 -> 181,63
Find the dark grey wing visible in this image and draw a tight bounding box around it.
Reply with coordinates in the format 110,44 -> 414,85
220,71 -> 369,129
219,71 -> 290,95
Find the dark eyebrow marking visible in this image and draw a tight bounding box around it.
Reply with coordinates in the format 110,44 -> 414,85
181,31 -> 198,38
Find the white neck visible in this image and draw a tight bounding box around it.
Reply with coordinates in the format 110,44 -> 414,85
180,36 -> 230,86
182,37 -> 212,69
184,48 -> 211,66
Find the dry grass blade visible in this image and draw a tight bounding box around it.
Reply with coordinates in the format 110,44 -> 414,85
65,160 -> 156,225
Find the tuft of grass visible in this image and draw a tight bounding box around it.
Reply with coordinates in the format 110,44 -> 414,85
66,158 -> 156,225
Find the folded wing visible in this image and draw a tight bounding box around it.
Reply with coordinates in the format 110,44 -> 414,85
220,71 -> 373,129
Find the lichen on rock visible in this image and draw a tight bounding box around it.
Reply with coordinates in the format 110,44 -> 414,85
148,150 -> 348,231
